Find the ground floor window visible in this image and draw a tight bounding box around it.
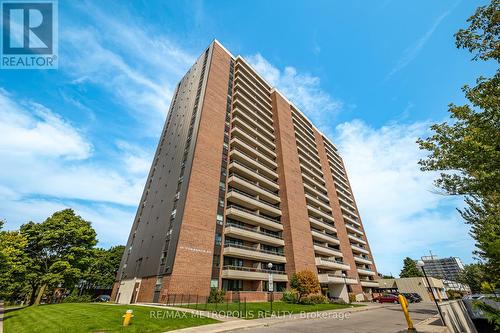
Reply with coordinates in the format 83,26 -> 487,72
222,279 -> 242,291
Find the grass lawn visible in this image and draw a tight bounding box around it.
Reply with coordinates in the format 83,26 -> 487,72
181,301 -> 360,319
4,303 -> 218,333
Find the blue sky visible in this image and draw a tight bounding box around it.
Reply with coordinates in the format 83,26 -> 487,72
0,0 -> 496,276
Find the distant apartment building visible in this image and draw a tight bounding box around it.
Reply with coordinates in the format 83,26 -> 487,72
111,40 -> 378,304
420,255 -> 465,282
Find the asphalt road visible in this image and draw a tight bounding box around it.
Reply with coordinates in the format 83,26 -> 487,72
231,303 -> 439,333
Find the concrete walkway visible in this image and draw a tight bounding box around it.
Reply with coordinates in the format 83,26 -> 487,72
154,303 -> 383,333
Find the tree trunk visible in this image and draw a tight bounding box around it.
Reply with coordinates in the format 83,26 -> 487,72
34,283 -> 47,305
28,284 -> 39,306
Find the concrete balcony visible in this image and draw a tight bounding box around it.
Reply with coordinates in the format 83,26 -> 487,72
360,280 -> 379,288
229,161 -> 279,191
235,61 -> 271,98
302,170 -> 326,189
354,255 -> 373,265
348,234 -> 367,245
232,105 -> 274,134
315,257 -> 351,271
311,230 -> 340,245
305,193 -> 332,214
351,244 -> 370,255
357,268 -> 376,276
227,189 -> 281,217
318,274 -> 358,285
337,194 -> 357,212
345,223 -> 364,236
234,76 -> 272,110
293,125 -> 317,149
303,182 -> 330,203
232,117 -> 275,151
223,244 -> 286,263
309,217 -> 337,233
231,127 -> 276,161
226,205 -> 282,231
222,266 -> 288,282
308,205 -> 334,223
313,244 -> 343,258
233,94 -> 273,131
342,213 -> 361,227
230,138 -> 277,172
232,111 -> 275,142
234,85 -> 273,121
228,174 -> 280,204
298,153 -> 324,178
224,223 -> 284,246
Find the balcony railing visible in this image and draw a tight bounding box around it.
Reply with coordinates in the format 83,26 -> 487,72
226,205 -> 281,224
229,173 -> 279,197
222,265 -> 285,275
230,159 -> 277,183
228,188 -> 280,209
225,222 -> 283,240
224,243 -> 285,256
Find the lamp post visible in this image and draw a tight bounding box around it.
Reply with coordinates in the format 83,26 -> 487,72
417,260 -> 445,325
267,263 -> 273,313
342,273 -> 349,303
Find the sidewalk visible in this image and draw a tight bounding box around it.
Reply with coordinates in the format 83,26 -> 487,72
0,302 -> 4,333
414,315 -> 450,333
148,302 -> 383,333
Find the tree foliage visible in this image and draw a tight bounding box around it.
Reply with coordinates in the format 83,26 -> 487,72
0,209 -> 124,305
399,257 -> 423,278
458,263 -> 486,293
417,0 -> 500,283
290,270 -> 320,302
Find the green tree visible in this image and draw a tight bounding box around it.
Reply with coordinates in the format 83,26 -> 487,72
0,228 -> 31,302
399,257 -> 423,278
20,209 -> 97,305
458,263 -> 485,293
417,0 -> 500,283
84,245 -> 125,290
290,270 -> 320,303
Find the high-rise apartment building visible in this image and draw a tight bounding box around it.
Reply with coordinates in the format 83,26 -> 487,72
420,255 -> 465,282
111,41 -> 378,304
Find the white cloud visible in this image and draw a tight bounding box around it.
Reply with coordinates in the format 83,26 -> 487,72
0,90 -> 148,239
246,54 -> 343,122
334,120 -> 473,275
0,89 -> 92,160
387,7 -> 454,79
59,2 -> 196,130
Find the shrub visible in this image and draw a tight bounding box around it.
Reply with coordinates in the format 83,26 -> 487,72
281,289 -> 298,303
62,295 -> 92,303
207,288 -> 225,303
349,294 -> 357,303
290,270 -> 320,303
330,298 -> 347,305
300,294 -> 328,305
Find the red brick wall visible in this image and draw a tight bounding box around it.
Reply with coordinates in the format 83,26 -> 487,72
110,281 -> 119,302
271,91 -> 317,277
162,42 -> 232,297
136,276 -> 156,303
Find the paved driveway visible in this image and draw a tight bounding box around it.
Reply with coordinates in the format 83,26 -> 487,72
230,303 -> 438,333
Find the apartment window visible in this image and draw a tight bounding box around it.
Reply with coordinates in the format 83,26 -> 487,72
219,181 -> 226,191
215,233 -> 222,245
223,279 -> 242,291
216,214 -> 224,225
212,255 -> 220,267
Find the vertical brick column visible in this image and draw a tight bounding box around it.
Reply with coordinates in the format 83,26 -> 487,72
164,42 -> 232,296
271,91 -> 317,277
314,131 -> 362,294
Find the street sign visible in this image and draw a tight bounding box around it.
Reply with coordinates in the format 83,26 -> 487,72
268,273 -> 273,292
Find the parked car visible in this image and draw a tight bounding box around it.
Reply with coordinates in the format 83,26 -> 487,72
373,294 -> 399,303
95,295 -> 111,302
400,293 -> 421,303
410,293 -> 422,302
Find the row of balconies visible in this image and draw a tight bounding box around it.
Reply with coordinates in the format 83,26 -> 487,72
233,103 -> 274,134
221,265 -> 288,282
223,243 -> 286,263
315,257 -> 350,271
235,59 -> 272,100
232,116 -> 275,151
233,75 -> 272,115
224,222 -> 284,246
226,188 -> 281,217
